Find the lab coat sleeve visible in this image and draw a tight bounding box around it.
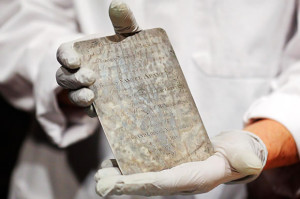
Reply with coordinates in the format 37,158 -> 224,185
244,3 -> 300,154
0,0 -> 98,147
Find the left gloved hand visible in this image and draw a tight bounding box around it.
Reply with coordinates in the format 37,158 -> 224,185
55,0 -> 140,117
94,130 -> 267,196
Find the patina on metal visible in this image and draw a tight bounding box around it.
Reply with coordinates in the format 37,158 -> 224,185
74,28 -> 213,174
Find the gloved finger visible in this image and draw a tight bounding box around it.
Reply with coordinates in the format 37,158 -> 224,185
56,67 -> 96,89
96,155 -> 229,197
96,172 -> 163,197
96,167 -> 195,196
69,88 -> 95,107
84,105 -> 97,118
101,159 -> 119,168
109,0 -> 141,35
95,167 -> 122,182
57,42 -> 81,69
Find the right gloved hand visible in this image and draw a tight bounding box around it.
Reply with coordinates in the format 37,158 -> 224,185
95,130 -> 267,197
55,0 -> 140,117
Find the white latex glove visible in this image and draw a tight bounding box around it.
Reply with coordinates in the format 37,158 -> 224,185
94,130 -> 267,196
55,0 -> 140,116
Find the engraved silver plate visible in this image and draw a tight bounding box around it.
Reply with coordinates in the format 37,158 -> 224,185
74,28 -> 213,174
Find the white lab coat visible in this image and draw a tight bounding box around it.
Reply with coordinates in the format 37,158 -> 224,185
1,0 -> 300,198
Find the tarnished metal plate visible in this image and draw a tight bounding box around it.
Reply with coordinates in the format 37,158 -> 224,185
74,28 -> 213,174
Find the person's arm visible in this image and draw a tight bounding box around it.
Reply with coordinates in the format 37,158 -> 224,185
245,119 -> 299,169
0,0 -> 97,147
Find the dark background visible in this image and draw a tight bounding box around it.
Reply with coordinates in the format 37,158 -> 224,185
0,95 -> 30,199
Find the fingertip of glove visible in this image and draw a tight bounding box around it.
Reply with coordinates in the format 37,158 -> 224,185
109,0 -> 128,20
96,181 -> 109,197
57,43 -> 81,69
96,177 -> 123,197
69,88 -> 95,107
109,0 -> 126,11
95,167 -> 122,182
109,0 -> 140,35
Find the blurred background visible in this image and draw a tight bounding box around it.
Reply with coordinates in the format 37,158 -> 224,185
0,95 -> 29,199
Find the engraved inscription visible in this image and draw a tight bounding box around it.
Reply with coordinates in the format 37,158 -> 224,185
74,28 -> 213,174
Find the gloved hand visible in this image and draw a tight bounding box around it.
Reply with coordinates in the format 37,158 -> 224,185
55,0 -> 140,116
94,130 -> 267,196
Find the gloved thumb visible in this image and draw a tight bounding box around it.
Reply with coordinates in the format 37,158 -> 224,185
230,149 -> 263,176
109,0 -> 141,35
211,131 -> 266,179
